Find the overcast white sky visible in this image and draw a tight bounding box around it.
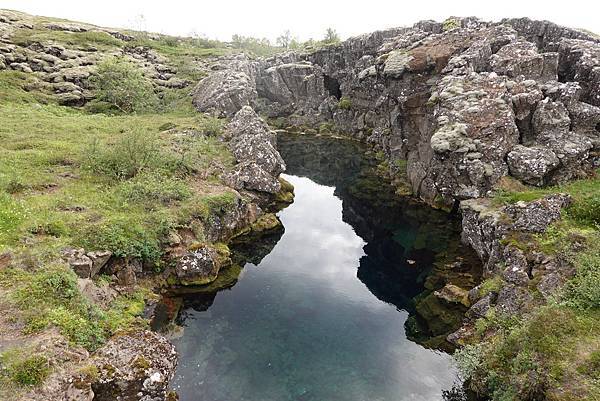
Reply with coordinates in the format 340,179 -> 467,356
1,0 -> 598,42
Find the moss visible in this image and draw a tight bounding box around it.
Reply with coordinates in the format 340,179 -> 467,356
77,364 -> 100,383
478,276 -> 504,298
132,355 -> 151,371
442,18 -> 460,31
338,97 -> 352,110
251,213 -> 282,233
318,122 -> 335,134
186,263 -> 243,293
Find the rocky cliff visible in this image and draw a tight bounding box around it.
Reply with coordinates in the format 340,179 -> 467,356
193,17 -> 599,209
191,17 -> 600,400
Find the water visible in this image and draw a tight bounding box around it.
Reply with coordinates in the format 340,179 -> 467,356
170,134 -> 478,401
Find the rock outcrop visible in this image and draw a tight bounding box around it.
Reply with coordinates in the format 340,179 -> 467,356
90,330 -> 177,401
457,194 -> 573,319
192,17 -> 600,207
222,106 -> 286,194
0,9 -> 194,106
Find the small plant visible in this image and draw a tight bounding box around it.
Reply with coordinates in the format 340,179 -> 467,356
9,355 -> 50,386
338,97 -> 352,110
567,194 -> 600,227
199,117 -> 224,136
443,18 -> 460,31
118,172 -> 191,205
84,129 -> 178,180
88,56 -> 158,113
454,343 -> 484,380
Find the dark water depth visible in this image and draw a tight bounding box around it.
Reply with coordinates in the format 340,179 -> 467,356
170,134 -> 479,401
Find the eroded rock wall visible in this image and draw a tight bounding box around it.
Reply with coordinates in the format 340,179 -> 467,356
193,17 -> 600,208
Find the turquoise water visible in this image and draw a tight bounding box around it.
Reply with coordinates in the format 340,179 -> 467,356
171,135 -> 471,401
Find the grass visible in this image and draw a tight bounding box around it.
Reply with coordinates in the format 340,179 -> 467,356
10,27 -> 124,50
457,172 -> 600,400
0,87 -> 233,257
0,350 -> 50,387
0,50 -> 237,391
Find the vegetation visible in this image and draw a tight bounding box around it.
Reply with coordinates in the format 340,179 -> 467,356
88,57 -> 159,113
0,16 -> 238,394
0,351 -> 50,386
455,172 -> 600,400
443,18 -> 460,31
338,96 -> 352,110
323,27 -> 341,44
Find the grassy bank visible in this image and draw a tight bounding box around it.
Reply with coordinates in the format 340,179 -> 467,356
0,19 -> 240,396
456,174 -> 600,400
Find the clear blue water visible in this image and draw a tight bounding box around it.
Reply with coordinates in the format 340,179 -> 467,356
171,135 -> 471,401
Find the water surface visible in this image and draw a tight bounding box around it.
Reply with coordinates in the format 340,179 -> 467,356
171,135 -> 477,401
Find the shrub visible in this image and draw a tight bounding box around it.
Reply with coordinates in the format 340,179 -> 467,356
9,355 -> 50,386
454,343 -> 485,380
78,218 -> 164,262
118,172 -> 191,205
84,129 -> 179,180
338,97 -> 352,110
562,248 -> 600,310
88,57 -> 158,113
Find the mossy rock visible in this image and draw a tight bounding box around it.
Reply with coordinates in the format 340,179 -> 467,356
251,213 -> 282,233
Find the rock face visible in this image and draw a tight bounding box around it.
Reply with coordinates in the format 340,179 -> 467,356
90,330 -> 177,401
458,194 -> 573,317
192,17 -> 600,207
222,106 -> 286,194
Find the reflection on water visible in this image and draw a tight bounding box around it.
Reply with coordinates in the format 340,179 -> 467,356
171,134 -> 479,401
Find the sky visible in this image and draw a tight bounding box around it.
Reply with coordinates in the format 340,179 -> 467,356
1,0 -> 598,42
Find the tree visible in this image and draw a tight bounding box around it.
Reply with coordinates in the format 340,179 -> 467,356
276,30 -> 293,49
323,27 -> 340,44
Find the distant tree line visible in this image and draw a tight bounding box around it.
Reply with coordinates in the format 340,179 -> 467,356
231,27 -> 341,56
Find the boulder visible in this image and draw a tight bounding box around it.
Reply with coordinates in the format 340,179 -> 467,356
62,248 -> 94,278
507,144 -> 559,186
175,246 -> 219,285
504,194 -> 572,233
223,161 -> 281,194
90,330 -> 177,401
434,284 -> 470,307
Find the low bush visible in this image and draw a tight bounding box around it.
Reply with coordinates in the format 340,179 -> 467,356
84,129 -> 180,180
338,97 -> 352,110
88,57 -> 158,113
117,172 -> 191,205
77,218 -> 164,262
7,355 -> 50,386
